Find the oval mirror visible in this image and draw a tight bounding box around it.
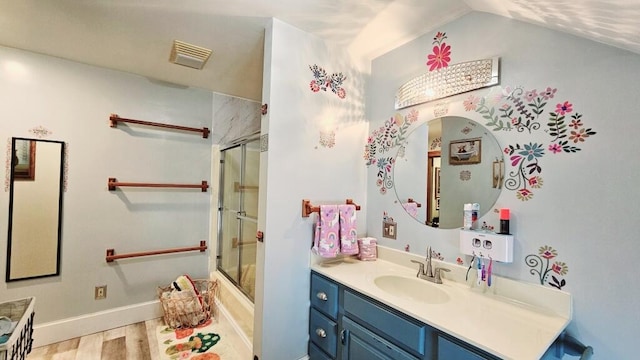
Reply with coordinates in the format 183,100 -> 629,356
7,137 -> 65,281
393,116 -> 503,229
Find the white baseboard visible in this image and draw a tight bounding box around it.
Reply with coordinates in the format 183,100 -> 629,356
32,300 -> 163,348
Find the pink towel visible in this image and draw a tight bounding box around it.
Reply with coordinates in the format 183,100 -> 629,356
312,205 -> 339,258
402,202 -> 418,218
339,204 -> 359,255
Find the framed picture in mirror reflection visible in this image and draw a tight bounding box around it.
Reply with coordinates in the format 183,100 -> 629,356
13,139 -> 36,180
449,138 -> 481,165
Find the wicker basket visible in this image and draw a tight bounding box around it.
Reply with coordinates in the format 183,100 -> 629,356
0,297 -> 35,360
157,279 -> 218,329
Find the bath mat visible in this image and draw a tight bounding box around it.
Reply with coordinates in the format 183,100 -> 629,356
156,319 -> 242,359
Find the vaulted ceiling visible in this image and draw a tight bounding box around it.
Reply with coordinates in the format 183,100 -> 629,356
1,0 -> 638,101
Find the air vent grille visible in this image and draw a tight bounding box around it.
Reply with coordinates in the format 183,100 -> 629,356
169,40 -> 212,70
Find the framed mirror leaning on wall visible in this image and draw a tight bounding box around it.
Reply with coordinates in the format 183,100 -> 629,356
393,116 -> 503,229
6,137 -> 65,282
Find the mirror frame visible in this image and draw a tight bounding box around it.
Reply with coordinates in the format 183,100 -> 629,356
6,137 -> 65,282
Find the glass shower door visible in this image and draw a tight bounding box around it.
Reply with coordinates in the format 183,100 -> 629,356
217,138 -> 260,301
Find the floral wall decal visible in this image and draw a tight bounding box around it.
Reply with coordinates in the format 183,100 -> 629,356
309,64 -> 347,99
4,138 -> 11,192
364,110 -> 419,194
433,101 -> 449,117
430,248 -> 444,261
459,170 -> 471,181
29,125 -> 52,139
525,245 -> 569,289
318,129 -> 336,148
426,32 -> 451,71
465,86 -> 597,201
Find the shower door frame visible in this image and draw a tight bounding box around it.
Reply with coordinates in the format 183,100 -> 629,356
216,136 -> 260,302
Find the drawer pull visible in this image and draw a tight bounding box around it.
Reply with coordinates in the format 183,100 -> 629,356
316,292 -> 328,301
315,328 -> 327,338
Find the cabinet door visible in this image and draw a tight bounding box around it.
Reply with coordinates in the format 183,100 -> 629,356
342,317 -> 419,360
437,335 -> 498,360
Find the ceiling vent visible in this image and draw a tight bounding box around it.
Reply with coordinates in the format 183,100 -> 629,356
169,40 -> 212,70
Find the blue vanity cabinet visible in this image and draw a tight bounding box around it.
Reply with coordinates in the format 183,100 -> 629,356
310,271 -> 436,360
310,271 -> 509,360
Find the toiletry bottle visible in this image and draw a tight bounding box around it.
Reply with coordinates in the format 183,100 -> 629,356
499,208 -> 510,234
463,203 -> 472,229
471,203 -> 479,230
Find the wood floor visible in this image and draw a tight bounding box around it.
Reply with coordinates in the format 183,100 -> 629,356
27,318 -> 164,360
26,314 -> 251,360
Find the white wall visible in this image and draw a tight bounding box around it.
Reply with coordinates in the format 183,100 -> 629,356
366,12 -> 640,359
0,46 -> 213,325
254,18 -> 368,360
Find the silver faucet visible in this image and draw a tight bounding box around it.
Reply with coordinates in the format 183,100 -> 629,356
410,246 -> 450,284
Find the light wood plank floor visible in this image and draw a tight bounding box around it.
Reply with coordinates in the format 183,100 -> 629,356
27,315 -> 251,360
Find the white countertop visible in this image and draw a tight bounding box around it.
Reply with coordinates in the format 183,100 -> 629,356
311,248 -> 572,360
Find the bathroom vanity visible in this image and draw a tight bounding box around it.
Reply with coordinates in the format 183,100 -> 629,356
308,248 -> 572,360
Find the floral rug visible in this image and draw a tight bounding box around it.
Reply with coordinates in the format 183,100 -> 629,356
156,319 -> 242,360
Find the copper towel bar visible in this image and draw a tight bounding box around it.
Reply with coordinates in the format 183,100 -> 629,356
407,198 -> 422,207
302,198 -> 361,217
109,113 -> 210,138
108,178 -> 209,192
106,241 -> 207,262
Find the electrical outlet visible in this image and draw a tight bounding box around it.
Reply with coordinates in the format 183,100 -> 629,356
95,285 -> 107,300
383,221 -> 397,240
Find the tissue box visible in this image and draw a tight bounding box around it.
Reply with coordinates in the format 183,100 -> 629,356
357,237 -> 377,261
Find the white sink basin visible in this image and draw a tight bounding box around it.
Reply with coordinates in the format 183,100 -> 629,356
374,275 -> 450,304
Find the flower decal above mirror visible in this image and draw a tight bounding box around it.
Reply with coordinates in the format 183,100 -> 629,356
426,32 -> 451,71
465,86 -> 597,201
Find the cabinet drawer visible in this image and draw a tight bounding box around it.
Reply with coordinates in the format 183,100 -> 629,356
309,342 -> 333,360
344,290 -> 427,355
309,308 -> 338,358
311,273 -> 339,319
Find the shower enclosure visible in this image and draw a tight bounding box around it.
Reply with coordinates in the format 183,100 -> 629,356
217,137 -> 260,301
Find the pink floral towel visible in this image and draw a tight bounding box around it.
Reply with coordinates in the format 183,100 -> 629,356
312,205 -> 339,258
402,202 -> 418,218
338,204 -> 359,255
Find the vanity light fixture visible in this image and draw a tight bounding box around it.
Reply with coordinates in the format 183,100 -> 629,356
169,40 -> 212,70
395,57 -> 500,109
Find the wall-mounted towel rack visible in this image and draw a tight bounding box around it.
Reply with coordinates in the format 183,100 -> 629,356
407,198 -> 422,207
109,113 -> 210,138
108,178 -> 209,192
234,181 -> 259,192
106,240 -> 207,262
302,198 -> 361,217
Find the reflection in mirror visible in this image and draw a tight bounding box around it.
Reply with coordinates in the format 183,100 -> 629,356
394,116 -> 503,229
7,137 -> 64,281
